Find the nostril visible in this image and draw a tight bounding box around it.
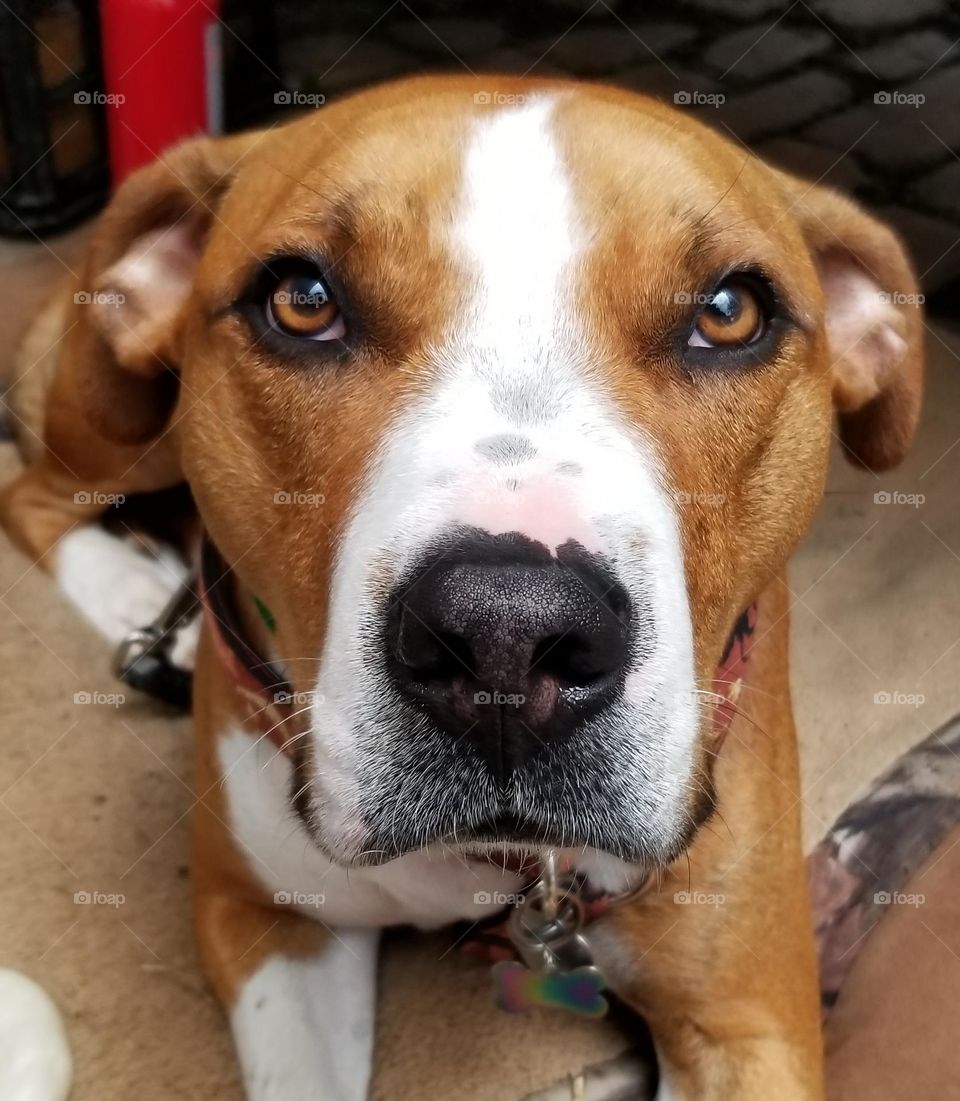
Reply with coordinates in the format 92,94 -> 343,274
531,629 -> 624,688
395,613 -> 474,681
531,632 -> 599,686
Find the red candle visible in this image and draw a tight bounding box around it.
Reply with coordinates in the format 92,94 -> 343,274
99,0 -> 222,185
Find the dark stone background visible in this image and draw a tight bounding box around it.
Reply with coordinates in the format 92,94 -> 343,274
225,0 -> 960,312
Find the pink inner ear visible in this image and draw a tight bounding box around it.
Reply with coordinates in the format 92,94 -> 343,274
818,255 -> 909,414
91,221 -> 203,377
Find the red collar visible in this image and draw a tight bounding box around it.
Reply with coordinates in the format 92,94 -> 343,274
200,537 -> 757,756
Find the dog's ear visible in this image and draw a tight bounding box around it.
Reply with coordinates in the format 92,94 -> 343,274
71,131 -> 260,445
777,174 -> 924,470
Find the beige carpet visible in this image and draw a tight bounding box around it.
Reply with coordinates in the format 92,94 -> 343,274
1,227 -> 958,1099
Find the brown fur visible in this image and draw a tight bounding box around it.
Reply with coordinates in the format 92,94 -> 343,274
0,75 -> 924,1099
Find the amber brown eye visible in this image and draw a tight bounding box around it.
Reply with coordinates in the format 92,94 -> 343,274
267,269 -> 345,341
688,278 -> 765,348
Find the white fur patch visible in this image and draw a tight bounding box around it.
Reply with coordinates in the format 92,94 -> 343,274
218,725 -> 532,928
54,526 -> 196,668
0,968 -> 71,1101
231,931 -> 377,1101
297,98 -> 696,867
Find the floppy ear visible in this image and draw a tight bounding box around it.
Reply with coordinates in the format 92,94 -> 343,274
70,131 -> 261,445
778,175 -> 924,471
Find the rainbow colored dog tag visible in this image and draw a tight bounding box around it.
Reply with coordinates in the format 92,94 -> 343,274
493,851 -> 610,1019
493,961 -> 608,1018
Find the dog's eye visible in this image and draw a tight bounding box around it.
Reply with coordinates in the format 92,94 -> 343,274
688,277 -> 765,348
266,268 -> 345,341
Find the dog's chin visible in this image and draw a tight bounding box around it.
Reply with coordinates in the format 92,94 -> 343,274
305,806 -> 710,871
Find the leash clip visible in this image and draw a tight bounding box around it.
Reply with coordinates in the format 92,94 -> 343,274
112,574 -> 200,709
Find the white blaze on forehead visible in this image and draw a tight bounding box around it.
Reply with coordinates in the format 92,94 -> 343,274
457,97 -> 580,349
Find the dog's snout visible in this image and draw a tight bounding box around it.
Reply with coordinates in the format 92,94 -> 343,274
386,532 -> 632,780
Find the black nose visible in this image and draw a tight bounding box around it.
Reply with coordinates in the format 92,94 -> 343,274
385,531 -> 632,780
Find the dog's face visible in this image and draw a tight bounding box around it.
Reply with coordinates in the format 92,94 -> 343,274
80,77 -> 922,869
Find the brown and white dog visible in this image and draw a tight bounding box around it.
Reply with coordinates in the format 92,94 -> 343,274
1,75 -> 922,1100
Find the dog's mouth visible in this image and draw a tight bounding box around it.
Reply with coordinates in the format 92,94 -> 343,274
453,813 -> 553,871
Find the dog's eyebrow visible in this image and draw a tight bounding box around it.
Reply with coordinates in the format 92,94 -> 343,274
679,216 -> 815,334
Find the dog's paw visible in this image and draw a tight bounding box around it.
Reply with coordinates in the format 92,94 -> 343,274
521,1050 -> 654,1101
0,969 -> 71,1101
55,526 -> 196,666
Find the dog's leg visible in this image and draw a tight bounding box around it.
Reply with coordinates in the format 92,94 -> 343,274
190,634 -> 379,1101
194,893 -> 378,1101
521,1050 -> 654,1100
583,831 -> 823,1100
3,466 -> 196,662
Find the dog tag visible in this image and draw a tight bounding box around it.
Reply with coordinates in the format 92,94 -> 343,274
493,960 -> 607,1018
494,851 -> 609,1018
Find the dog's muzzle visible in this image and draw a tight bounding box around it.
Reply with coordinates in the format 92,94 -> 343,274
384,530 -> 633,781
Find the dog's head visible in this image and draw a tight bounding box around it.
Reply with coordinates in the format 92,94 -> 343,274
75,76 -> 922,870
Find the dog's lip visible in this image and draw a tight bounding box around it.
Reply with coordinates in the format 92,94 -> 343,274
447,814 -> 569,872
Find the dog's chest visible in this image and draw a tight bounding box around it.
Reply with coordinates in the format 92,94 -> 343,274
216,725 -> 525,929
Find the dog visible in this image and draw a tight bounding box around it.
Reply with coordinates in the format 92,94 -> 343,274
1,74 -> 923,1100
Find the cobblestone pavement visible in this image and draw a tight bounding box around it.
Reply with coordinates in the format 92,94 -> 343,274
249,0 -> 960,307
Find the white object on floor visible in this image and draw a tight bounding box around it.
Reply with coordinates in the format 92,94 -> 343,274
0,968 -> 72,1101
